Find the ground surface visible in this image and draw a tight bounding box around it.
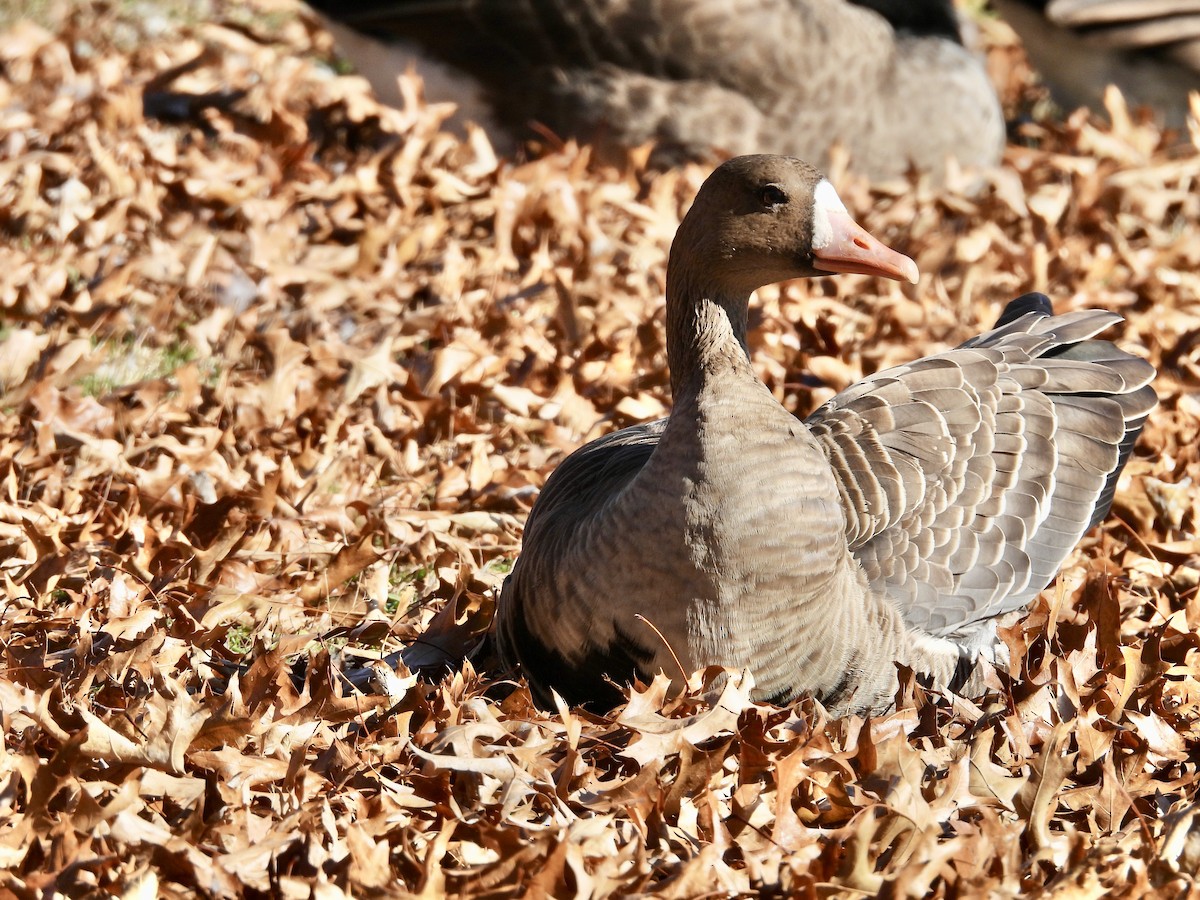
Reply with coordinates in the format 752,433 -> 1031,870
2,2 -> 1200,897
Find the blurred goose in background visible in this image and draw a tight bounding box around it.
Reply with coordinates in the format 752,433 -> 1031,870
494,155 -> 1155,715
306,0 -> 1005,179
993,0 -> 1200,126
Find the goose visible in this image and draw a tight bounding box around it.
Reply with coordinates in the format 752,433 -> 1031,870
994,0 -> 1200,126
307,0 -> 1005,180
493,155 -> 1156,715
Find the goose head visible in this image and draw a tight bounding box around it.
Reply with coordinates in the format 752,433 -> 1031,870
665,156 -> 918,395
668,155 -> 919,300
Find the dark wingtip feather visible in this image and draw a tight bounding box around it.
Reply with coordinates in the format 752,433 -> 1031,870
1087,389 -> 1156,531
993,292 -> 1054,328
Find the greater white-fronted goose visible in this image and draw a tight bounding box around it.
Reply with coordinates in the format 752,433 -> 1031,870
994,0 -> 1200,126
307,0 -> 1005,179
494,155 -> 1156,716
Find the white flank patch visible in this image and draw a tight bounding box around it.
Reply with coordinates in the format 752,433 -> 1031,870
811,179 -> 848,250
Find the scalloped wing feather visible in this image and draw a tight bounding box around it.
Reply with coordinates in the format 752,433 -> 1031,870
805,296 -> 1156,640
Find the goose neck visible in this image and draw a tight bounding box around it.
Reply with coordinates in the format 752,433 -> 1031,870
665,270 -> 755,399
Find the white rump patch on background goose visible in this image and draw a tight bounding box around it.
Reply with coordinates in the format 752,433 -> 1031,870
811,179 -> 849,250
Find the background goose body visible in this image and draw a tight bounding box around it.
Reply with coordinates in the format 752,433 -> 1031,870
308,0 -> 1004,179
495,155 -> 1156,715
994,0 -> 1200,126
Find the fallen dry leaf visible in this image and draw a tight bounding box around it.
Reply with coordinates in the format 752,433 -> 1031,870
1,0 -> 1199,896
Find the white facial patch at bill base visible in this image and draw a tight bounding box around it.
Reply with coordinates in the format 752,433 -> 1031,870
810,179 -> 849,250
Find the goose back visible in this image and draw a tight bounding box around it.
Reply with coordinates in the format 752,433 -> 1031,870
808,295 -> 1155,653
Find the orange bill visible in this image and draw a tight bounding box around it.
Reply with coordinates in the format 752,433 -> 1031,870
812,210 -> 919,284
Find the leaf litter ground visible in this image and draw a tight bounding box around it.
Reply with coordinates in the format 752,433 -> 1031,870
1,2 -> 1200,896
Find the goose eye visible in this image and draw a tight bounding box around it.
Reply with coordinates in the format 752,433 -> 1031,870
759,184 -> 788,207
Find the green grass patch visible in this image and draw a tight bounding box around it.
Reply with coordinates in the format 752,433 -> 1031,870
77,337 -> 204,397
223,622 -> 254,656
